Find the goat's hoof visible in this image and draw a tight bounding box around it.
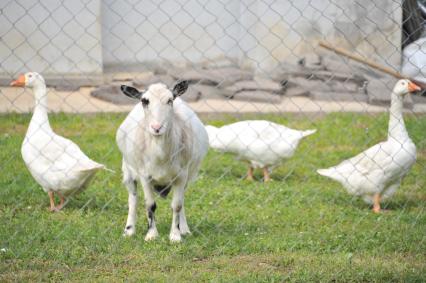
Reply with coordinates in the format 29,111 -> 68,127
169,231 -> 182,243
123,225 -> 136,237
179,227 -> 191,236
144,229 -> 159,241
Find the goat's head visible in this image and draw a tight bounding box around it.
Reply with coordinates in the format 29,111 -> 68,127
120,81 -> 189,136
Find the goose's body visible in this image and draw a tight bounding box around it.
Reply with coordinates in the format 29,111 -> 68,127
317,80 -> 420,212
22,119 -> 104,195
12,72 -> 105,211
317,138 -> 415,203
206,120 -> 316,181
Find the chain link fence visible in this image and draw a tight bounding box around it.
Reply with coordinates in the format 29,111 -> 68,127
1,0 -> 425,281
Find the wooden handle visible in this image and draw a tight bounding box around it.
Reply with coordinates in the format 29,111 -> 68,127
318,41 -> 426,89
318,41 -> 404,78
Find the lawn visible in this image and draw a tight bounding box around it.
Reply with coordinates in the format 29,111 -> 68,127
0,112 -> 425,282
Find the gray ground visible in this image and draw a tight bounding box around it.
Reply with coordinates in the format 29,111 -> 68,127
2,53 -> 425,114
3,86 -> 426,114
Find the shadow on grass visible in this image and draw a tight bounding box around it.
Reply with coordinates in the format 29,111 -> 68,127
333,195 -> 424,213
381,198 -> 425,211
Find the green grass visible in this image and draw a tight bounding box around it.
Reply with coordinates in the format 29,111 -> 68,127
0,112 -> 425,282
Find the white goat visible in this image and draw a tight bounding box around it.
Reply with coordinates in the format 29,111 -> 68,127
116,81 -> 209,242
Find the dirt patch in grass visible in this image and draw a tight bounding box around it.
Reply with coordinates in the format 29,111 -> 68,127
2,252 -> 425,282
0,124 -> 27,136
192,254 -> 293,273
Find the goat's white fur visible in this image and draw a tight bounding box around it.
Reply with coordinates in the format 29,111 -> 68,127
116,83 -> 208,242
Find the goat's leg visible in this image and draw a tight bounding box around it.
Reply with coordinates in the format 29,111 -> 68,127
140,178 -> 158,241
170,183 -> 185,242
179,199 -> 191,235
123,178 -> 138,237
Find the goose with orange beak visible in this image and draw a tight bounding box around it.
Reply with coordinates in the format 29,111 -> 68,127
317,79 -> 422,213
11,72 -> 107,212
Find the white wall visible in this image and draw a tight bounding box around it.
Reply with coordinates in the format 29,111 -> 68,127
0,0 -> 402,78
101,0 -> 242,66
101,0 -> 402,72
0,0 -> 103,76
239,0 -> 402,71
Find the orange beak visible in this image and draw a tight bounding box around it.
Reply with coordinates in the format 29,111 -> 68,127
10,74 -> 26,87
408,81 -> 421,92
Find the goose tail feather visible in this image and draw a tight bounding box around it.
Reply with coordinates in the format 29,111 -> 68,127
78,163 -> 115,173
301,129 -> 317,138
317,167 -> 340,181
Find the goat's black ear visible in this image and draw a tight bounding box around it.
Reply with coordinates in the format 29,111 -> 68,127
172,80 -> 189,98
120,85 -> 142,99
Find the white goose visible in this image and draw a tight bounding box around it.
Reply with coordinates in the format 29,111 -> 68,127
11,72 -> 106,211
317,79 -> 421,213
206,120 -> 316,181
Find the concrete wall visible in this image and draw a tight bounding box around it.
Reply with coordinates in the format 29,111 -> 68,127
0,0 -> 402,78
238,0 -> 402,71
101,0 -> 242,66
101,0 -> 402,72
0,0 -> 103,76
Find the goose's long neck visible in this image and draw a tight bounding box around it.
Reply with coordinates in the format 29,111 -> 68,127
388,92 -> 408,141
28,84 -> 51,133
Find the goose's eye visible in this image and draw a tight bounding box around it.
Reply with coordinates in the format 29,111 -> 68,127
141,98 -> 149,106
167,99 -> 173,105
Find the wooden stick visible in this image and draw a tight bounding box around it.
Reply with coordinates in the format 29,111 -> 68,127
318,41 -> 426,89
319,41 -> 404,78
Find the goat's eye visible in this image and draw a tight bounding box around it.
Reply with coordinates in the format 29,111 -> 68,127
167,99 -> 173,105
141,98 -> 149,106
28,74 -> 32,78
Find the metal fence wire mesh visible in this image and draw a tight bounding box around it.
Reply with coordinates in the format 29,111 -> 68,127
1,0 -> 426,281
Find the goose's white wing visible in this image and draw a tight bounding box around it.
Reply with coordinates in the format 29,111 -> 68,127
22,131 -> 104,191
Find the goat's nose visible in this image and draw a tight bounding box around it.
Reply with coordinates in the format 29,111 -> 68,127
151,123 -> 162,132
